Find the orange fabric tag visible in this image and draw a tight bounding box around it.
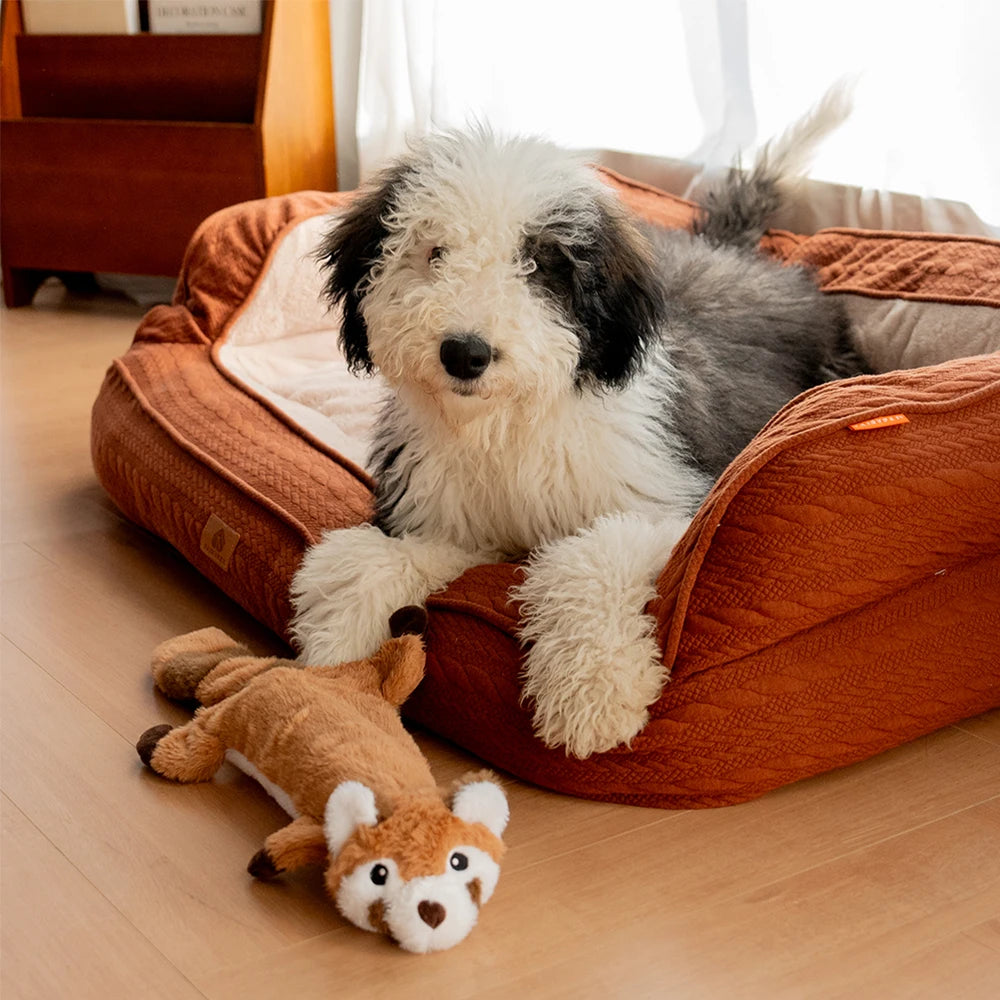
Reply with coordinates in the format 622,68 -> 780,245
200,513 -> 240,570
848,414 -> 910,432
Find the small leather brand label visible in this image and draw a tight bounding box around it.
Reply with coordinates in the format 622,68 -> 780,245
200,514 -> 240,571
848,413 -> 910,432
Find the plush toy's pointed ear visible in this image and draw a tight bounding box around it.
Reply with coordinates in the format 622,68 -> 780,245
324,781 -> 379,857
451,778 -> 509,839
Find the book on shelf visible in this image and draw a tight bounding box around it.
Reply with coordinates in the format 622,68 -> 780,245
21,0 -> 141,34
148,1 -> 262,34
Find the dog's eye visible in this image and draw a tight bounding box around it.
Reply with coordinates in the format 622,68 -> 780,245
428,246 -> 446,264
524,238 -> 574,279
370,863 -> 389,885
449,852 -> 469,872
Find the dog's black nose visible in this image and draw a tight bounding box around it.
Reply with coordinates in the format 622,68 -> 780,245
440,334 -> 492,380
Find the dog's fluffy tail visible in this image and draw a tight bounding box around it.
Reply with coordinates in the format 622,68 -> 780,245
694,82 -> 852,250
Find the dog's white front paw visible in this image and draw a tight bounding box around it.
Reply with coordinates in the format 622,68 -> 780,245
292,592 -> 393,665
290,532 -> 401,664
512,512 -> 688,758
290,524 -> 481,665
522,645 -> 660,758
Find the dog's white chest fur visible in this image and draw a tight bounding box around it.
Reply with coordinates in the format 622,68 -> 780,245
381,378 -> 703,558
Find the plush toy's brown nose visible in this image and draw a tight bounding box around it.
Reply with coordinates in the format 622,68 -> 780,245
418,900 -> 446,928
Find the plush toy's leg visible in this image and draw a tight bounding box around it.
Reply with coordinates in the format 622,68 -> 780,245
290,523 -> 484,664
247,816 -> 327,880
136,718 -> 227,783
194,655 -> 294,707
151,627 -> 254,701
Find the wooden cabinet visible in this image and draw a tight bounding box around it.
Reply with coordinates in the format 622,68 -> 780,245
0,0 -> 336,306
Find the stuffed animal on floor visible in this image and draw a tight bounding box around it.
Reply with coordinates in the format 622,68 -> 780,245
136,607 -> 509,954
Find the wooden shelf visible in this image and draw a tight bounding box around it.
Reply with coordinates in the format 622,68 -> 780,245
0,0 -> 336,307
15,33 -> 264,121
1,118 -> 262,276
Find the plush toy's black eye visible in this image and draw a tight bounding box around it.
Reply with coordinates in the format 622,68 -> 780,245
370,864 -> 389,886
449,852 -> 469,872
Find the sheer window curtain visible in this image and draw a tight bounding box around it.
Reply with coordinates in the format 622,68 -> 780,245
330,0 -> 999,236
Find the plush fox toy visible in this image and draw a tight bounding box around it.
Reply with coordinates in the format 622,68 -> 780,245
136,607 -> 509,954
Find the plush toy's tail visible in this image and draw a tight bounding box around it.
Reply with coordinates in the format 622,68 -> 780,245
140,627 -> 290,781
150,627 -> 255,701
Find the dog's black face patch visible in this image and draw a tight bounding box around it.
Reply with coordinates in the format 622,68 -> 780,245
315,162 -> 413,375
522,203 -> 666,389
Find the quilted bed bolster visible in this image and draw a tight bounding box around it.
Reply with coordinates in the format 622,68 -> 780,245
91,337 -> 374,640
92,364 -> 309,634
651,352 -> 1000,682
792,228 -> 1000,305
131,303 -> 213,346
597,167 -> 699,229
174,190 -> 347,342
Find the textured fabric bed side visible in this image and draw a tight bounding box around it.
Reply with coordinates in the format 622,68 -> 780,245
92,346 -> 374,636
649,223 -> 1000,676
652,353 -> 1000,678
770,228 -> 1000,305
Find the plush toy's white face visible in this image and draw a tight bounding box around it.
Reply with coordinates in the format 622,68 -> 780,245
324,780 -> 509,954
335,843 -> 502,953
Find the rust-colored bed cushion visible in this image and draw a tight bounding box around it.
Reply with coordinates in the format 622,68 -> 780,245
92,175 -> 1000,808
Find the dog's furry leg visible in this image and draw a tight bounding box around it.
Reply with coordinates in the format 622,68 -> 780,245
290,524 -> 483,664
512,511 -> 689,758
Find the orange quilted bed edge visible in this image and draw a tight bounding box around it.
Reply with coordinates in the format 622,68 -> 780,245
92,179 -> 1000,808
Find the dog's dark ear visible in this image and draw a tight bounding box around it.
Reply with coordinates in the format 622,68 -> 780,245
526,201 -> 665,389
570,205 -> 665,388
315,163 -> 410,375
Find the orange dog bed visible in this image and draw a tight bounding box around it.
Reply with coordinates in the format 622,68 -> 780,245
92,173 -> 1000,808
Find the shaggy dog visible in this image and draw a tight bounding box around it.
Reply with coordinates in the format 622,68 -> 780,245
291,89 -> 867,757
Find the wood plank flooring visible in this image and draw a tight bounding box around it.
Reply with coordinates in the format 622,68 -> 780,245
2,281 -> 998,999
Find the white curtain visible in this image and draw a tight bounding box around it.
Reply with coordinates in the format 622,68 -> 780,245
331,0 -> 999,233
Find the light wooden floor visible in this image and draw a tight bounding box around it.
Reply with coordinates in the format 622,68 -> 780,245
2,281 -> 999,1000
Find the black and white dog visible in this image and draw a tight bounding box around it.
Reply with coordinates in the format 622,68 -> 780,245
291,88 -> 867,757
